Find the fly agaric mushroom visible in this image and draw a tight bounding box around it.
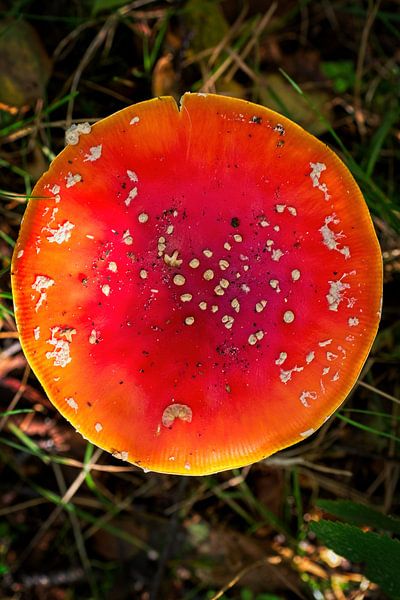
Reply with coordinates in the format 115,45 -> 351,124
11,93 -> 382,475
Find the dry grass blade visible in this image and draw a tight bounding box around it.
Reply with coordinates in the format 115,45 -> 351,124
209,555 -> 308,600
11,447 -> 103,572
353,0 -> 382,137
0,363 -> 30,432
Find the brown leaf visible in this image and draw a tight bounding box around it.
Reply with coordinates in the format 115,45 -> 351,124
0,19 -> 51,107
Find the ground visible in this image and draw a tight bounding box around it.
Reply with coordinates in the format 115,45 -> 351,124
0,1 -> 399,599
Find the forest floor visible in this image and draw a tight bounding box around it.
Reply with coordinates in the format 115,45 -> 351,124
0,1 -> 399,599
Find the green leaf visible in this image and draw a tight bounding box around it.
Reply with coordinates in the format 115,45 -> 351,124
91,0 -> 127,15
317,500 -> 400,535
321,61 -> 355,93
310,520 -> 400,598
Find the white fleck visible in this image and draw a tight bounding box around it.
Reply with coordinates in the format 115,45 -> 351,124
138,212 -> 149,223
280,365 -> 303,384
326,352 -> 338,361
320,214 -> 350,259
299,390 -> 317,408
102,284 -> 111,296
233,233 -> 243,243
185,316 -> 195,326
269,279 -> 280,292
184,462 -> 191,471
125,186 -> 138,207
291,269 -> 301,281
66,397 -> 78,411
231,298 -> 240,313
189,258 -> 200,269
241,283 -> 250,293
300,428 -> 315,438
203,269 -> 214,281
331,371 -> 340,382
113,451 -> 129,461
275,204 -> 286,213
260,219 -> 269,228
164,250 -> 182,268
319,339 -> 332,347
203,249 -> 213,258
248,331 -> 264,346
287,206 -> 297,216
122,229 -> 133,245
214,285 -> 225,296
34,326 -> 40,340
65,172 -> 82,188
140,269 -> 148,279
220,278 -> 229,289
46,221 -> 75,245
108,261 -> 117,272
166,224 -> 174,235
46,327 -> 75,367
275,352 -> 287,366
89,329 -> 100,344
306,351 -> 315,364
348,317 -> 360,327
199,301 -> 207,310
84,144 -> 102,162
283,310 -> 295,324
309,162 -> 330,201
211,305 -> 219,313
322,367 -> 330,375
255,299 -> 267,313
219,259 -> 229,270
221,315 -> 235,330
274,123 -> 285,135
32,275 -> 55,311
127,170 -> 138,182
95,422 -> 103,432
273,225 -> 280,232
86,234 -> 95,240
130,116 -> 140,125
173,274 -> 186,286
327,276 -> 351,312
224,242 -> 232,251
162,403 -> 192,428
180,293 -> 192,303
65,122 -> 91,145
271,248 -> 284,262
346,334 -> 355,342
50,184 -> 61,195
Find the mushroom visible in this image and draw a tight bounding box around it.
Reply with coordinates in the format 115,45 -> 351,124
11,93 -> 382,475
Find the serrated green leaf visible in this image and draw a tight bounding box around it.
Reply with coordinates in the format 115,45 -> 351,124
317,500 -> 400,535
310,520 -> 400,598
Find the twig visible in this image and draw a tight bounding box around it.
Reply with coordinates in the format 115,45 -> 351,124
357,380 -> 400,405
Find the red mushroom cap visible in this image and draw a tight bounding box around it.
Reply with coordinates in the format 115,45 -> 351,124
11,93 -> 382,475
